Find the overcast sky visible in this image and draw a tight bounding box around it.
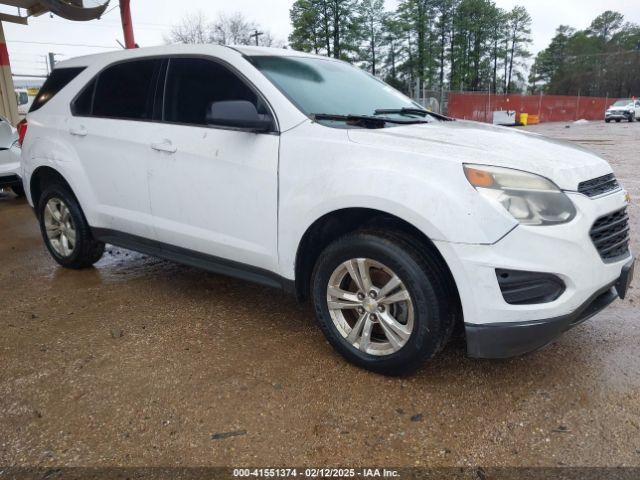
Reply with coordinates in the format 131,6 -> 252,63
5,0 -> 640,78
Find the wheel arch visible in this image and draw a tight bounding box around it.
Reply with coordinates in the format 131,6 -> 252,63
30,166 -> 75,215
293,207 -> 462,315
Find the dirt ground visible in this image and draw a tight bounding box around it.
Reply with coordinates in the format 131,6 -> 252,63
0,121 -> 639,469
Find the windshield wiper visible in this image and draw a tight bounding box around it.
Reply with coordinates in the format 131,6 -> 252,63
311,113 -> 429,128
373,107 -> 454,122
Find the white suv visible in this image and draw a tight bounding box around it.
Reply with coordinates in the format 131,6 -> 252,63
605,98 -> 640,123
19,45 -> 634,374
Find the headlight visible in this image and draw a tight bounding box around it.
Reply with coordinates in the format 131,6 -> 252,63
463,164 -> 576,226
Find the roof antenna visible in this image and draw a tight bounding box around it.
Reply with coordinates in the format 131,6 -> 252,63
115,39 -> 126,49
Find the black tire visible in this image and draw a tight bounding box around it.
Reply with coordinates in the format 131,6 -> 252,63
629,115 -> 635,123
10,183 -> 24,197
616,119 -> 621,123
311,230 -> 456,375
37,184 -> 105,269
605,119 -> 611,123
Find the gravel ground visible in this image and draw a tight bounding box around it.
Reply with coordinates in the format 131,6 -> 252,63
0,121 -> 638,469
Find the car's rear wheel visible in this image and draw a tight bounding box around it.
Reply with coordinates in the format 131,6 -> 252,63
38,185 -> 105,269
616,119 -> 621,123
629,114 -> 635,123
605,119 -> 611,123
311,231 -> 455,375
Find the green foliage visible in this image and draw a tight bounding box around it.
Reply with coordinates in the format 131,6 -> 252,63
288,0 -> 361,60
530,11 -> 640,97
357,0 -> 387,75
290,0 -> 532,95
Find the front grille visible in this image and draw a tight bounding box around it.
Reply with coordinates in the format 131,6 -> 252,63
578,173 -> 620,197
590,208 -> 630,261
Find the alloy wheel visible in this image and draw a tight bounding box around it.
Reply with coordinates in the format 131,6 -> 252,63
43,198 -> 77,257
326,258 -> 415,356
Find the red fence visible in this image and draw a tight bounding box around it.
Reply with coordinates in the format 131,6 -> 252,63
447,92 -> 612,123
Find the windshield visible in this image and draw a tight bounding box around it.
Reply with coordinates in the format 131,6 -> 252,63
613,100 -> 632,106
249,56 -> 429,125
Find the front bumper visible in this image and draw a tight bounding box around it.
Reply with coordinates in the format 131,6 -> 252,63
465,279 -> 619,358
605,112 -> 632,120
433,189 -> 632,358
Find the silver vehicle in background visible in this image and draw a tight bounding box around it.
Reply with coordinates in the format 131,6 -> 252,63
605,99 -> 640,123
0,116 -> 23,197
16,89 -> 34,117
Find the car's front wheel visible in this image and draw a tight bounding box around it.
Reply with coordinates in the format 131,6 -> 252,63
311,231 -> 456,375
38,184 -> 105,269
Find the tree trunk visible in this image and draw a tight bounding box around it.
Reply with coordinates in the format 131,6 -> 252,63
322,0 -> 331,57
449,18 -> 455,90
507,33 -> 516,93
371,32 -> 376,75
439,25 -> 445,88
503,35 -> 509,92
417,4 -> 426,89
333,0 -> 340,58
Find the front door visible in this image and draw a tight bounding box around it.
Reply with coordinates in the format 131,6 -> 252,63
147,57 -> 280,272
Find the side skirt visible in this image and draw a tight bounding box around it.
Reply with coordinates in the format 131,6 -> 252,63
91,228 -> 296,294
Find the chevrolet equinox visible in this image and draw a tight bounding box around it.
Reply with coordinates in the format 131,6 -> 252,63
18,45 -> 634,374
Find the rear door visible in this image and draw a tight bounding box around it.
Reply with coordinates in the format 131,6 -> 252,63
147,57 -> 280,272
67,59 -> 163,239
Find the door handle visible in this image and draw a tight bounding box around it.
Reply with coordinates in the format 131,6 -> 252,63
150,140 -> 177,154
69,127 -> 87,137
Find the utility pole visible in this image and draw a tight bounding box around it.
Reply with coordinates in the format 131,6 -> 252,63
119,0 -> 136,49
249,29 -> 263,46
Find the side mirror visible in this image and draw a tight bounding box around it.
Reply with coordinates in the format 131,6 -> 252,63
206,100 -> 273,132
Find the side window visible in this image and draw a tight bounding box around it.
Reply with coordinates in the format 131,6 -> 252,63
164,57 -> 265,126
29,67 -> 85,113
72,79 -> 96,116
92,59 -> 160,120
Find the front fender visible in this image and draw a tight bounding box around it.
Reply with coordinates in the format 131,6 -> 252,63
277,124 -> 516,278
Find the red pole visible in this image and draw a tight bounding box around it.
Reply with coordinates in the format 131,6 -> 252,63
119,0 -> 135,49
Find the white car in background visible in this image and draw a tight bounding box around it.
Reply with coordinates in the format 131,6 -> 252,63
18,45 -> 634,374
0,115 -> 23,197
16,89 -> 33,117
605,98 -> 640,123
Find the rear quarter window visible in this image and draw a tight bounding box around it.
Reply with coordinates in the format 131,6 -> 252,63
29,67 -> 86,113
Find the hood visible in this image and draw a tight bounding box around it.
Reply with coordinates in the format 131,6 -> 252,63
607,105 -> 632,111
347,120 -> 612,190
